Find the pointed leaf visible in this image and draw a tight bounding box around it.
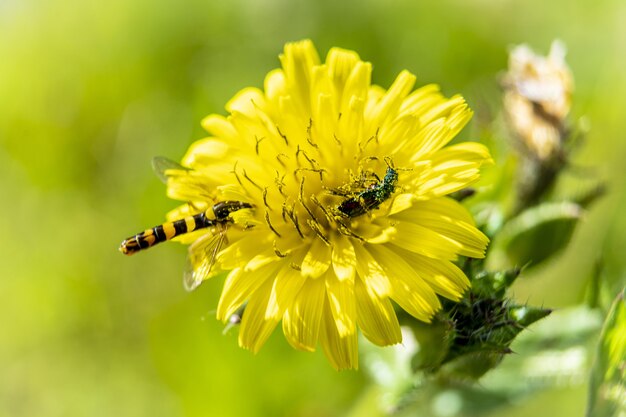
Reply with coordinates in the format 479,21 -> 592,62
489,202 -> 583,270
587,288 -> 626,417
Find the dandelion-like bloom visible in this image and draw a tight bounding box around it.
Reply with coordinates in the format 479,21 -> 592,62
165,40 -> 491,369
502,41 -> 573,161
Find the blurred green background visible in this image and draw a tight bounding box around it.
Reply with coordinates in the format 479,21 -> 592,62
1,0 -> 624,416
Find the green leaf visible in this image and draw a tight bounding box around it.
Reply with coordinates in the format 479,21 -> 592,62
587,288 -> 626,417
471,268 -> 522,298
488,202 -> 583,270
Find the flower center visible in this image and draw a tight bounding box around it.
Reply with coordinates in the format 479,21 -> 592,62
233,120 -> 395,246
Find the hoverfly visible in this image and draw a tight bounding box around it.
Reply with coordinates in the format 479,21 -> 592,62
119,157 -> 253,291
119,200 -> 253,255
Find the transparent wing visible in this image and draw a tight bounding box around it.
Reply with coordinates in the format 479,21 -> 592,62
152,156 -> 190,184
183,229 -> 227,292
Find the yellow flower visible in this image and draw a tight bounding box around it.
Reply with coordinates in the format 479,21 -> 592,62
165,40 -> 491,369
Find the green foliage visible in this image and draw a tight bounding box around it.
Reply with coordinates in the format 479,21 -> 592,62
406,267 -> 551,380
587,289 -> 626,417
489,202 -> 583,270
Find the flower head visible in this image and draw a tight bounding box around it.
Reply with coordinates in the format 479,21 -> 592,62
165,40 -> 491,369
502,40 -> 573,161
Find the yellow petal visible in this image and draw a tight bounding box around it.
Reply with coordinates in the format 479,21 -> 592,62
282,276 -> 326,352
200,114 -> 238,138
230,210 -> 260,232
182,139 -> 230,167
331,235 -> 356,282
405,118 -> 450,162
312,93 -> 339,165
336,94 -> 365,149
414,142 -> 493,198
406,103 -> 473,161
368,244 -> 441,322
400,249 -> 470,300
340,61 -> 371,116
398,83 -> 442,116
365,70 -> 416,136
365,85 -> 385,118
226,87 -> 267,117
279,39 -> 320,116
238,278 -> 280,354
431,142 -> 494,166
446,104 -> 474,138
326,47 -> 361,105
388,193 -> 416,216
355,277 -> 402,346
325,271 -> 356,337
379,113 -> 420,152
265,260 -> 307,320
391,198 -> 489,259
419,94 -> 467,126
301,238 -> 332,278
352,243 -> 391,296
264,68 -> 286,105
165,171 -> 217,203
216,262 -> 280,320
311,65 -> 334,109
391,221 -> 461,260
228,111 -> 273,152
217,230 -> 273,270
408,196 -> 475,225
356,222 -> 397,244
244,248 -> 281,272
320,300 -> 359,370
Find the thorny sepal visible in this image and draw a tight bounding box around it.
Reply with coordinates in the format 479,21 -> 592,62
403,266 -> 551,380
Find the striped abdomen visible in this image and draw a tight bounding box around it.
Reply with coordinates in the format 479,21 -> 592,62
119,211 -> 215,255
119,201 -> 253,255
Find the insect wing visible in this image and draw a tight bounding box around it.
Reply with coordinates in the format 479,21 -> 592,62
183,230 -> 227,292
152,156 -> 190,184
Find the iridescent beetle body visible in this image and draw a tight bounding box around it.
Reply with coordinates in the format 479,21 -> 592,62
337,167 -> 398,218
